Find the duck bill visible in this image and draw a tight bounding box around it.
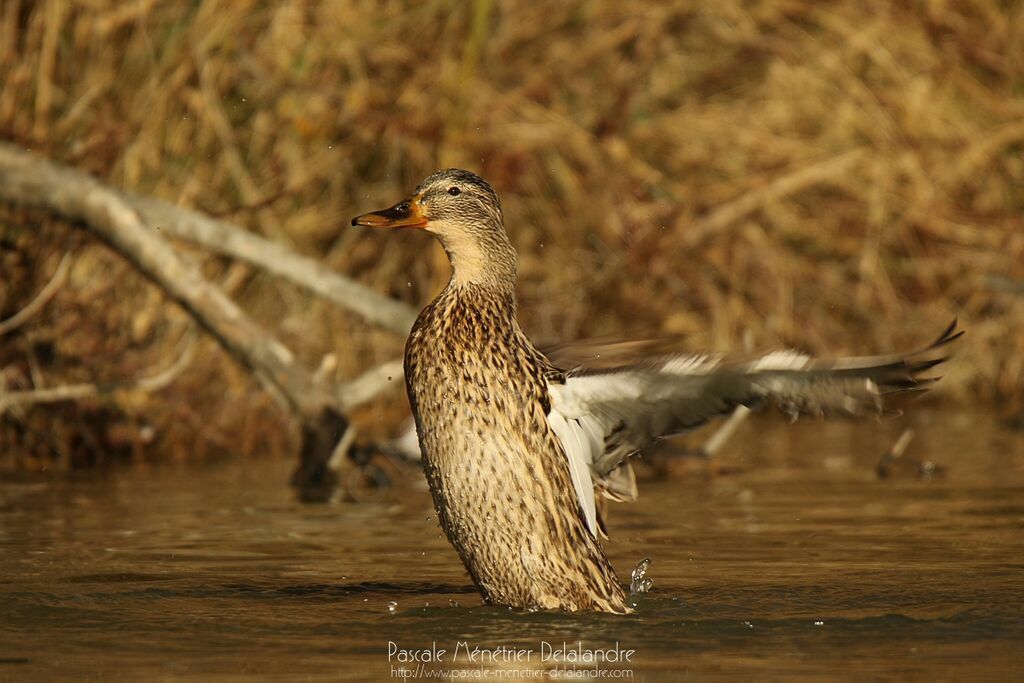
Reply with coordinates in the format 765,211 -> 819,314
351,195 -> 428,229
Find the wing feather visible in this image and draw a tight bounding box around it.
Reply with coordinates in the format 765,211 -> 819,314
545,409 -> 599,536
547,320 -> 961,489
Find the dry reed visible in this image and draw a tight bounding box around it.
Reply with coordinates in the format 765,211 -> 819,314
1,0 -> 1022,469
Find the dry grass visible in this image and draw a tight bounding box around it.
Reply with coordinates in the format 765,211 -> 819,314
2,0 -> 1023,469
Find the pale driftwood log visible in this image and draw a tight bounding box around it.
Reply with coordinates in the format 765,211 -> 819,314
0,143 -> 361,490
127,193 -> 418,335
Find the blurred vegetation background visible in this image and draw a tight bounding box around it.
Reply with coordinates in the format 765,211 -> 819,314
1,0 -> 1022,471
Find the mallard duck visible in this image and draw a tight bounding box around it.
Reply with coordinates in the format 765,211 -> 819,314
352,169 -> 960,614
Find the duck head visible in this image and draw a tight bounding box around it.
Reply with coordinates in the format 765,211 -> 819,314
352,169 -> 517,288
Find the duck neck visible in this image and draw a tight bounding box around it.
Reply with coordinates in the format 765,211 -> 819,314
439,229 -> 518,294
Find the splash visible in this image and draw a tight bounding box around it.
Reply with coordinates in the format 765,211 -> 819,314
629,557 -> 653,595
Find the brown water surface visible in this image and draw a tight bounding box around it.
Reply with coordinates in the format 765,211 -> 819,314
2,411 -> 1022,681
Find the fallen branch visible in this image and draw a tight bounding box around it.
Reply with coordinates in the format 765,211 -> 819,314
887,427 -> 916,460
700,405 -> 752,458
337,358 -> 405,411
0,252 -> 71,337
0,143 -> 357,489
0,330 -> 196,415
875,427 -> 945,479
128,192 -> 418,335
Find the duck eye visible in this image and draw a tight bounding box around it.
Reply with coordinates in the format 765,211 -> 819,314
447,186 -> 461,196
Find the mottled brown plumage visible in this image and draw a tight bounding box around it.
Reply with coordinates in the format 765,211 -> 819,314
354,169 -> 630,611
405,283 -> 628,612
352,168 -> 960,614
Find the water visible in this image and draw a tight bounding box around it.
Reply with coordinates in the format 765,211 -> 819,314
2,411 -> 1022,681
629,558 -> 653,595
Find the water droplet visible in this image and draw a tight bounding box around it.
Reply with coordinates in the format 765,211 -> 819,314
814,620 -> 824,626
630,557 -> 653,594
742,621 -> 754,629
387,600 -> 398,613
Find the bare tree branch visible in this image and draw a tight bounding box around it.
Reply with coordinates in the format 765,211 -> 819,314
0,143 -> 355,488
338,358 -> 405,411
0,144 -> 327,414
699,405 -> 751,458
128,192 -> 418,335
0,252 -> 71,337
0,330 -> 196,415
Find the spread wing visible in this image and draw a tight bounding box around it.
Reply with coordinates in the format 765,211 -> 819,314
545,320 -> 962,538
